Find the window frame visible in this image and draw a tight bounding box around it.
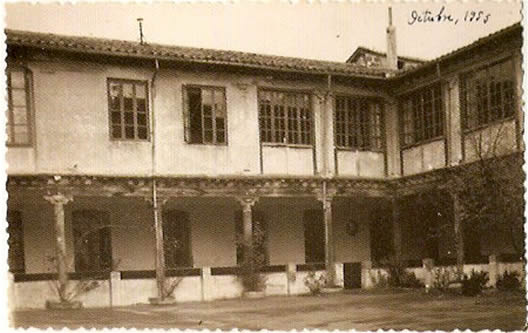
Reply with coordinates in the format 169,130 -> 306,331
107,78 -> 150,142
399,83 -> 445,149
258,88 -> 314,147
460,57 -> 516,133
6,66 -> 34,147
333,95 -> 385,152
182,84 -> 228,146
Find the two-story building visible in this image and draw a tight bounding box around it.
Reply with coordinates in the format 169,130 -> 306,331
6,17 -> 524,307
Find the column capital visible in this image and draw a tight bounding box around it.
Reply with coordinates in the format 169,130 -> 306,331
316,193 -> 334,210
44,193 -> 73,205
144,196 -> 169,207
236,196 -> 259,212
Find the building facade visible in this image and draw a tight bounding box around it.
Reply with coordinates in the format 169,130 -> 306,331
6,22 -> 524,307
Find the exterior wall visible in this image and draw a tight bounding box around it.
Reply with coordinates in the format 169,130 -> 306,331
401,140 -> 446,176
463,120 -> 517,163
335,151 -> 385,177
7,57 -> 391,178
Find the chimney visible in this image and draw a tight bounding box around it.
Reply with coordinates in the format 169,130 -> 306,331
386,7 -> 398,70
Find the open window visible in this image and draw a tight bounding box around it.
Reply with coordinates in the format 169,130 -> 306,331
183,85 -> 227,145
6,67 -> 33,146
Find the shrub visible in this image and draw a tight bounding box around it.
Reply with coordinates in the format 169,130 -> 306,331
381,256 -> 424,288
303,271 -> 327,295
496,271 -> 522,291
236,221 -> 267,292
432,266 -> 458,292
370,270 -> 389,289
462,270 -> 489,296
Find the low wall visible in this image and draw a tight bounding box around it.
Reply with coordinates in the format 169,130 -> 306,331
361,255 -> 525,289
11,264 -> 338,309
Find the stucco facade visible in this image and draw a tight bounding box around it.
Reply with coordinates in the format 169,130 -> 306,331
6,22 -> 524,307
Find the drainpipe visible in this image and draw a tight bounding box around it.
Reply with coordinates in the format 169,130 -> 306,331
150,59 -> 166,299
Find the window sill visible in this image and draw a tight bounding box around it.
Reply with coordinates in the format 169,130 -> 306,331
6,144 -> 33,148
262,143 -> 313,149
185,142 -> 228,147
401,136 -> 445,150
110,139 -> 151,143
335,147 -> 384,153
462,116 -> 516,135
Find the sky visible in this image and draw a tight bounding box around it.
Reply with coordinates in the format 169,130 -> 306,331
4,1 -> 522,62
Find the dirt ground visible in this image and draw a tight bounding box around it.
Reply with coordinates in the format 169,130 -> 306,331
12,289 -> 527,331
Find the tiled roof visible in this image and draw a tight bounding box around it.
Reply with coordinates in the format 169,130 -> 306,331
5,22 -> 521,81
346,46 -> 427,64
394,22 -> 522,77
5,29 -> 391,79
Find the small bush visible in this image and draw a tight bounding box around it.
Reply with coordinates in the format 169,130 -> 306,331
369,270 -> 388,289
496,271 -> 522,291
304,271 -> 327,295
462,270 -> 489,296
381,257 -> 424,288
432,267 -> 458,292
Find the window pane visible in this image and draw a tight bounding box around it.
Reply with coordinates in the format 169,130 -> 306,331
138,127 -> 147,139
9,71 -> 25,89
12,106 -> 28,124
135,83 -> 146,99
136,99 -> 146,112
11,89 -> 26,107
137,113 -> 147,126
125,126 -> 134,139
111,112 -> 121,125
112,125 -> 121,138
13,125 -> 29,144
124,112 -> 134,125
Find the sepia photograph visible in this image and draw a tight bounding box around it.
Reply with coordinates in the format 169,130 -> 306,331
3,0 -> 526,330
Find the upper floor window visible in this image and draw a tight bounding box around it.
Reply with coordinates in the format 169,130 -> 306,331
183,85 -> 227,145
7,67 -> 32,146
334,96 -> 384,151
258,90 -> 312,145
461,59 -> 515,131
400,83 -> 444,147
108,79 -> 149,141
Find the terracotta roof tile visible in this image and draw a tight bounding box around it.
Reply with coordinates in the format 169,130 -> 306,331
5,29 -> 392,79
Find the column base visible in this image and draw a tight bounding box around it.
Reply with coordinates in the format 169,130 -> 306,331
148,296 -> 177,305
45,300 -> 83,310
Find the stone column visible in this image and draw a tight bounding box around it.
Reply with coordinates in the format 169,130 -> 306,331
44,193 -> 73,300
422,258 -> 435,290
152,196 -> 169,299
109,271 -> 121,307
488,254 -> 498,288
286,263 -> 297,295
318,194 -> 336,286
236,197 -> 258,264
391,196 -> 402,263
200,266 -> 213,301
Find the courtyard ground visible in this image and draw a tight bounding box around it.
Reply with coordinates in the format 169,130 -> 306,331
12,289 -> 527,331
